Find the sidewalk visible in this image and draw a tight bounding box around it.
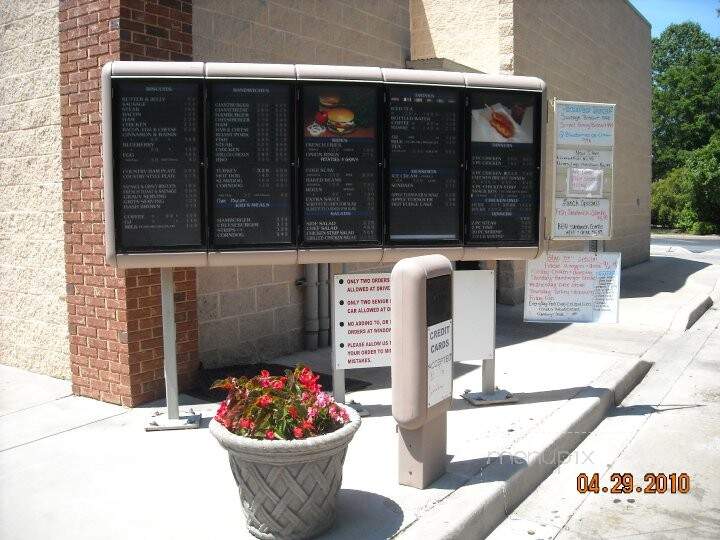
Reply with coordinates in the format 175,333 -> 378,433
488,304 -> 720,539
1,254 -> 718,540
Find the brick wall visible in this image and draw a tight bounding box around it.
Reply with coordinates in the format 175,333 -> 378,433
0,1 -> 69,378
192,0 -> 410,368
60,0 -> 199,406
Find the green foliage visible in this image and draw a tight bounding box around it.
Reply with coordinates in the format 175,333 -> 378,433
651,23 -> 720,179
650,135 -> 720,234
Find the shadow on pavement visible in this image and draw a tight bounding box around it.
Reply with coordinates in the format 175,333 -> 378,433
324,489 -> 404,539
609,404 -> 704,416
620,256 -> 709,298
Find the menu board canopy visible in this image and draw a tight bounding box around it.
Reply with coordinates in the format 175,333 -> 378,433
102,61 -> 546,268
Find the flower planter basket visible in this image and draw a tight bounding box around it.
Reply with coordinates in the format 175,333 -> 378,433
210,404 -> 361,540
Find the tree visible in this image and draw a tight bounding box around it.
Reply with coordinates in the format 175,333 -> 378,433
651,23 -> 720,179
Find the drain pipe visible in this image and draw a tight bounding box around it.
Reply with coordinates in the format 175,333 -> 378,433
303,264 -> 319,350
318,263 -> 330,347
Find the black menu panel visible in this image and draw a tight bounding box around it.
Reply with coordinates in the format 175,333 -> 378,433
387,86 -> 461,243
208,82 -> 292,247
113,80 -> 203,251
467,90 -> 540,245
300,84 -> 380,246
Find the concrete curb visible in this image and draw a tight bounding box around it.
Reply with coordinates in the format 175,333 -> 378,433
396,358 -> 652,540
668,275 -> 719,333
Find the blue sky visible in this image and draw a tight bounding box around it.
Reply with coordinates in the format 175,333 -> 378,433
630,0 -> 720,37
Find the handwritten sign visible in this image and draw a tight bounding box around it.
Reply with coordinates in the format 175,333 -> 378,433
334,273 -> 391,369
567,168 -> 603,196
553,198 -> 610,237
524,252 -> 620,323
427,319 -> 453,407
556,102 -> 614,146
553,100 -> 614,240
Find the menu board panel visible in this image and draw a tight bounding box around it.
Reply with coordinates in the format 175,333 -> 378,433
208,82 -> 292,247
300,84 -> 380,245
113,80 -> 203,251
387,86 -> 461,243
467,90 -> 540,245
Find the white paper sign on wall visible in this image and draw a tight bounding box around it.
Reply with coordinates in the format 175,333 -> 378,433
552,100 -> 615,240
524,251 -> 621,323
334,273 -> 391,370
427,320 -> 453,407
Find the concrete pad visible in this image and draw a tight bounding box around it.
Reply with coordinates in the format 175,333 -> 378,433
0,364 -> 71,416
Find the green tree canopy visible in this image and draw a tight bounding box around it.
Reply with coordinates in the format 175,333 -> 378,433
651,23 -> 720,179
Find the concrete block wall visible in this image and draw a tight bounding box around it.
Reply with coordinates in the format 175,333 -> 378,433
192,0 -> 410,367
0,0 -> 69,378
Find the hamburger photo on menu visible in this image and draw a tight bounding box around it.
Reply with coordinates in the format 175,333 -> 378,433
304,86 -> 376,139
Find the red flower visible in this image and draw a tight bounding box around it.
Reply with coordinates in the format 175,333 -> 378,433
257,394 -> 273,408
287,405 -> 298,419
271,377 -> 286,390
301,420 -> 314,431
265,430 -> 276,440
214,400 -> 229,420
239,418 -> 255,431
259,369 -> 271,388
293,427 -> 304,439
298,368 -> 321,393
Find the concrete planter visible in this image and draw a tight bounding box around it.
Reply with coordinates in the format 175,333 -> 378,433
210,405 -> 361,540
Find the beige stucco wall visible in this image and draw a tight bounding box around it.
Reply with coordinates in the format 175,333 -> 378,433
0,0 -> 69,377
410,0 -> 513,74
192,0 -> 410,367
514,0 -> 652,260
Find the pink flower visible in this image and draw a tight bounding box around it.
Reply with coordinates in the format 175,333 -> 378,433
258,369 -> 271,388
329,404 -> 349,424
293,427 -> 304,439
271,377 -> 285,390
257,394 -> 273,408
265,430 -> 276,440
314,392 -> 332,408
307,406 -> 318,421
214,400 -> 229,420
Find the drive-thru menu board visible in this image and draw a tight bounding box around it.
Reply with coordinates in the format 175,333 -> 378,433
334,273 -> 391,369
552,101 -> 615,240
524,251 -> 620,323
113,80 -> 204,251
387,86 -> 461,243
208,82 -> 292,247
300,85 -> 380,245
104,63 -> 547,267
468,90 -> 540,245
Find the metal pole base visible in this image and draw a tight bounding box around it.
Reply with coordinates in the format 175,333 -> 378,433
145,409 -> 201,431
461,388 -> 518,407
398,414 -> 447,488
347,400 -> 370,417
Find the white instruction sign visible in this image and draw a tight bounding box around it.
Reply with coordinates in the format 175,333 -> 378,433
427,319 -> 453,407
524,252 -> 621,323
553,197 -> 610,238
553,100 -> 615,240
334,273 -> 391,369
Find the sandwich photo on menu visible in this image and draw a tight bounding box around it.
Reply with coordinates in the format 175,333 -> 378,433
471,93 -> 535,144
304,86 -> 375,139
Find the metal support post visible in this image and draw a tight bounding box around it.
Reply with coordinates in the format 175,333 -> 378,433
460,265 -> 517,407
145,267 -> 200,431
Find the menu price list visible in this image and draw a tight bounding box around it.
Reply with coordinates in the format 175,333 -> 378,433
209,82 -> 292,246
301,85 -> 379,245
115,80 -> 203,250
388,86 -> 461,242
468,142 -> 538,244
